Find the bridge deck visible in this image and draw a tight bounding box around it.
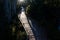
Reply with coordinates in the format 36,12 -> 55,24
18,11 -> 36,40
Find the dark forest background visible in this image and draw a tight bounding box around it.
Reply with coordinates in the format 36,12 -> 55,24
0,0 -> 60,40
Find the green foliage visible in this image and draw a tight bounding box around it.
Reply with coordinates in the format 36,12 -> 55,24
9,19 -> 27,40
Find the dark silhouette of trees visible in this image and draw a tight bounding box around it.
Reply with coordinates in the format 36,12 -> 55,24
27,0 -> 60,40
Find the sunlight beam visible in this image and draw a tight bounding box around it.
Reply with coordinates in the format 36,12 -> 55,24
18,0 -> 24,3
